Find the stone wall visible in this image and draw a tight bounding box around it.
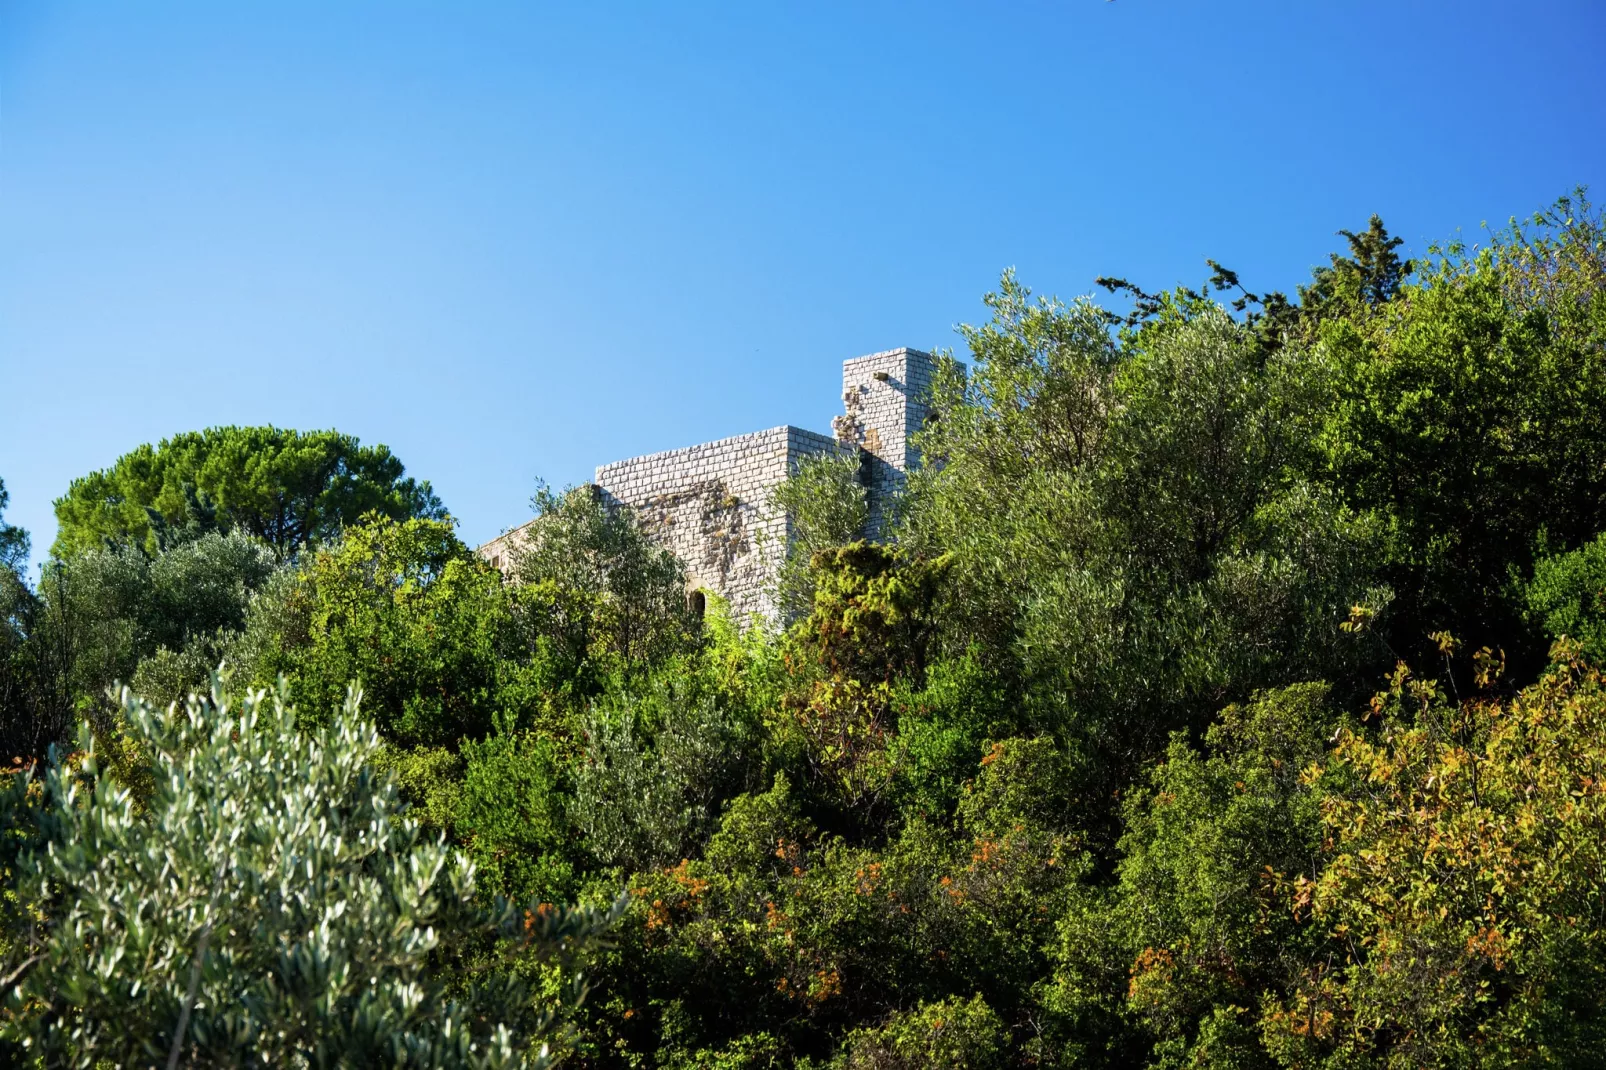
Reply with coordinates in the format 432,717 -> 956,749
479,348 -> 937,627
592,425 -> 847,623
476,523 -> 528,574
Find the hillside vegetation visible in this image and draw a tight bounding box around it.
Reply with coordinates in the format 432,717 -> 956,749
3,192 -> 1605,1068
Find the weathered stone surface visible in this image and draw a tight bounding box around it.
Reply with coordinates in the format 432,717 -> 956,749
480,348 -> 935,626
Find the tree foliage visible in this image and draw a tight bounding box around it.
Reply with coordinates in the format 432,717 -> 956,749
0,479 -> 27,576
244,515 -> 510,749
36,530 -> 278,713
902,275 -> 1383,830
0,481 -> 67,759
52,426 -> 444,559
510,484 -> 702,673
1524,533 -> 1606,662
1320,197 -> 1606,673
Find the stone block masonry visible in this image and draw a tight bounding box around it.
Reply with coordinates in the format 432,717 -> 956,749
592,425 -> 850,623
480,347 -> 938,627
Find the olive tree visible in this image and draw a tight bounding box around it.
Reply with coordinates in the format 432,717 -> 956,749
3,677 -> 621,1068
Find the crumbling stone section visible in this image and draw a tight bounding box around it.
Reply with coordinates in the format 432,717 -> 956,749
593,425 -> 849,623
480,348 -> 936,628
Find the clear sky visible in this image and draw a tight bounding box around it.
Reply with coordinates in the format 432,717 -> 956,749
2,1 -> 1603,571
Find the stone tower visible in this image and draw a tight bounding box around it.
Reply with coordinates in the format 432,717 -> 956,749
832,347 -> 936,535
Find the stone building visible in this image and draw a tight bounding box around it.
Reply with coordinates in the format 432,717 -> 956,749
478,347 -> 936,625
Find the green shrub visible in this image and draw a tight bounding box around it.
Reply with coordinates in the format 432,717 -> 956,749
831,995 -> 1008,1069
1525,533 -> 1606,661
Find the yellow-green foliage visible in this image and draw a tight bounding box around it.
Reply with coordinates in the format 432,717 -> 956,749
1266,645 -> 1606,1066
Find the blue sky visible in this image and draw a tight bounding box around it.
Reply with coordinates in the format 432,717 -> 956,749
2,1 -> 1603,571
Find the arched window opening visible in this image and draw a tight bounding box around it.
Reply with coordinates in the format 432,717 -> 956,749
688,589 -> 707,622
